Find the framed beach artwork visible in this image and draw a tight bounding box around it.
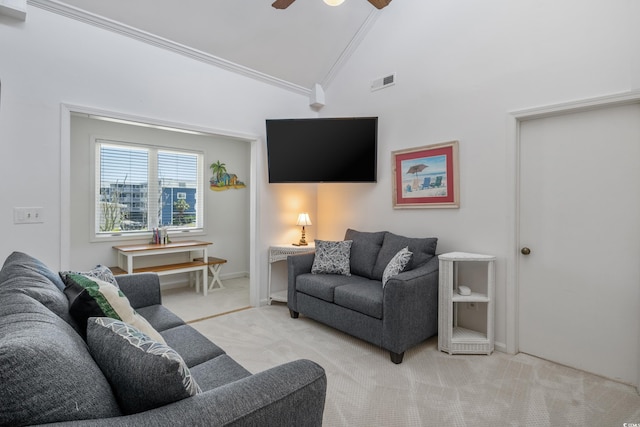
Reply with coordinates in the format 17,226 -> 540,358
392,140 -> 459,209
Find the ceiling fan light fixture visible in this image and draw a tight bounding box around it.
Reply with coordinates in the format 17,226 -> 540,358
323,0 -> 345,6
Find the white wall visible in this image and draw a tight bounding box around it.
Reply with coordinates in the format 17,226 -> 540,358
319,0 -> 640,350
0,6 -> 317,302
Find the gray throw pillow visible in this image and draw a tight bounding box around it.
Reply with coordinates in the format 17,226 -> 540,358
311,239 -> 353,276
60,265 -> 119,288
382,247 -> 413,287
86,317 -> 201,415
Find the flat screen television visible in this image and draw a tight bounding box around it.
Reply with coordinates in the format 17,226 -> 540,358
266,117 -> 378,183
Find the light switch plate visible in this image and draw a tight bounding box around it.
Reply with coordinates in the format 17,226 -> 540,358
14,207 -> 44,224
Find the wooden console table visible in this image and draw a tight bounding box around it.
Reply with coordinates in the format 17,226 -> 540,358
112,240 -> 213,296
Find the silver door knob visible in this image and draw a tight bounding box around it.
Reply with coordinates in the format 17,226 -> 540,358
521,247 -> 531,255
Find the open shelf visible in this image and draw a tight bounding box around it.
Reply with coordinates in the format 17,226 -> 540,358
438,252 -> 495,355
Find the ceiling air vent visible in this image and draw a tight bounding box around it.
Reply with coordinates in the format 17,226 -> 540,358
371,73 -> 396,92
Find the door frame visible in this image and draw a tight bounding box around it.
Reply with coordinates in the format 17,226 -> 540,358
506,91 -> 640,371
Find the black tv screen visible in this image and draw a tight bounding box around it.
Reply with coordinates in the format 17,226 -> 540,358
266,117 -> 378,183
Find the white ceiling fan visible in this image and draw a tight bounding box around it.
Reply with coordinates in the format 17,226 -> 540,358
272,0 -> 392,10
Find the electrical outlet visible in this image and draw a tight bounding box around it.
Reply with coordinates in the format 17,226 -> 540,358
14,207 -> 44,224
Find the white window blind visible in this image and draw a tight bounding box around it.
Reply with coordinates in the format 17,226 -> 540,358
95,140 -> 203,237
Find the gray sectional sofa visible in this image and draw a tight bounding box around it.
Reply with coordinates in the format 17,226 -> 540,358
287,229 -> 439,364
0,251 -> 326,427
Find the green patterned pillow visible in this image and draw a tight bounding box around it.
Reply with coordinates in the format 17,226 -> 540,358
86,317 -> 201,415
62,273 -> 165,343
311,239 -> 353,276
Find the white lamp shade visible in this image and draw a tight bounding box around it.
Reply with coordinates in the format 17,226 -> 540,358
323,0 -> 345,6
296,213 -> 312,226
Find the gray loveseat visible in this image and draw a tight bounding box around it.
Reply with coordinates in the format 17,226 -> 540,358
287,229 -> 439,364
0,251 -> 326,427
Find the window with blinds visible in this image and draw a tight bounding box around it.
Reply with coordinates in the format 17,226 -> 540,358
95,139 -> 203,237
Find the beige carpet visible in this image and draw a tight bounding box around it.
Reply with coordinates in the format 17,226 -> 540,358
190,304 -> 640,427
161,276 -> 250,323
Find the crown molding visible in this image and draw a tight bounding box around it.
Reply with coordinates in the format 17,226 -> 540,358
28,0 -> 312,96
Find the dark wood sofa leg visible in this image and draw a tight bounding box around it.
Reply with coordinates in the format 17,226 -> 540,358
390,351 -> 404,364
289,309 -> 299,319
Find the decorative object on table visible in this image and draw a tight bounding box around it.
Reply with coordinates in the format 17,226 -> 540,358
151,227 -> 170,244
209,160 -> 246,191
392,140 -> 459,209
293,212 -> 312,246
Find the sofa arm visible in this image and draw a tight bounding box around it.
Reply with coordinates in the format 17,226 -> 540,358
43,359 -> 327,427
115,273 -> 162,309
287,253 -> 315,313
381,256 -> 439,355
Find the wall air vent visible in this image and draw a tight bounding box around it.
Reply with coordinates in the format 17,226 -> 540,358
371,73 -> 396,92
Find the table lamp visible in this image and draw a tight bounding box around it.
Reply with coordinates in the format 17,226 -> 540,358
294,213 -> 312,246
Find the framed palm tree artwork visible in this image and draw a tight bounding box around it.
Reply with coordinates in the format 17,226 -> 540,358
392,140 -> 459,209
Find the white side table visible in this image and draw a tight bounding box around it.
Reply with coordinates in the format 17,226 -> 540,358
268,244 -> 315,304
438,252 -> 496,355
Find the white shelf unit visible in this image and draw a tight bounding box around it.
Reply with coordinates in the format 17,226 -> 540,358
268,244 -> 315,304
438,252 -> 495,355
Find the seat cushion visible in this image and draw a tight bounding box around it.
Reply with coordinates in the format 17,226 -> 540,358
296,273 -> 365,303
86,317 -> 201,415
333,280 -> 384,319
344,229 -> 386,279
0,299 -> 121,426
136,304 -> 185,332
160,324 -> 226,368
189,354 -> 252,391
372,233 -> 437,280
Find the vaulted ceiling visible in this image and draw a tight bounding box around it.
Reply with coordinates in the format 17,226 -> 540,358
40,0 -> 389,94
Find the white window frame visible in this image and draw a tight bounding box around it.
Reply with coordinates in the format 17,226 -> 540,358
90,137 -> 204,241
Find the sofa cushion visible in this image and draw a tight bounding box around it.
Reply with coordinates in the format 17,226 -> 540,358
296,273 -> 367,303
382,247 -> 413,287
311,239 -> 353,276
189,354 -> 252,391
372,233 -> 437,280
86,317 -> 201,415
333,280 -> 384,319
136,304 -> 186,332
63,273 -> 165,343
0,251 -> 66,291
0,251 -> 78,329
160,324 -> 226,368
0,301 -> 121,426
344,229 -> 386,279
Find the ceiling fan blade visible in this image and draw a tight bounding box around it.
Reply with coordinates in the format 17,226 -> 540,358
272,0 -> 296,9
367,0 -> 392,9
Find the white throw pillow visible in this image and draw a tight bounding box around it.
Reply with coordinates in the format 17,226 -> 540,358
382,246 -> 413,287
